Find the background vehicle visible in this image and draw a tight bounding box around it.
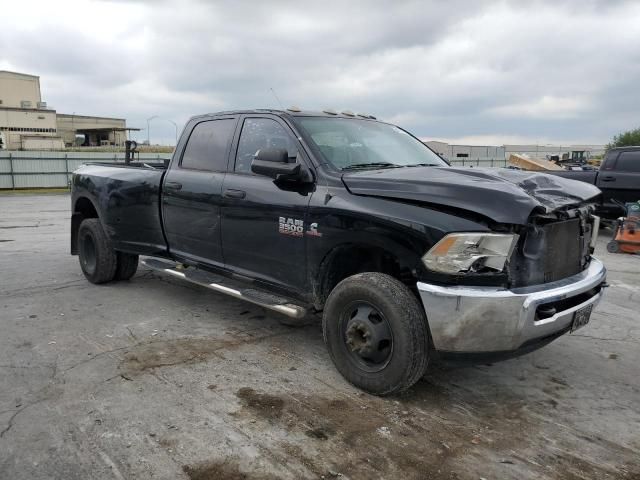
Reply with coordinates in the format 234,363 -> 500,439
548,146 -> 640,218
70,110 -> 607,395
547,150 -> 590,167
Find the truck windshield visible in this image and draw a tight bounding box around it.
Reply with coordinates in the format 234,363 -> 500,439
296,117 -> 448,170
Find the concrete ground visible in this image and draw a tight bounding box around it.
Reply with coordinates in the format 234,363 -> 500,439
0,193 -> 638,480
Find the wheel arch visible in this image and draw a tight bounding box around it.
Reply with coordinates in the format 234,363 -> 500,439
71,196 -> 100,255
312,242 -> 420,310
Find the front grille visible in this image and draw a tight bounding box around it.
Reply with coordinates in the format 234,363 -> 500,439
509,216 -> 593,287
542,219 -> 582,282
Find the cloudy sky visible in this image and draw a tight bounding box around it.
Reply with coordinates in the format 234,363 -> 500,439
2,0 -> 639,146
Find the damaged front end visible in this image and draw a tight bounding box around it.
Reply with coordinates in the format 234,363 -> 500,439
416,203 -> 607,356
509,204 -> 598,287
345,163 -> 607,357
417,204 -> 599,289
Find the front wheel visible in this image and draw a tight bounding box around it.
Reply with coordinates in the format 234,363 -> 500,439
322,273 -> 430,396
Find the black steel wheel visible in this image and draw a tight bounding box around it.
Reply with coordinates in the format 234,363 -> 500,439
323,272 -> 429,396
606,240 -> 620,253
341,301 -> 394,372
78,218 -> 117,284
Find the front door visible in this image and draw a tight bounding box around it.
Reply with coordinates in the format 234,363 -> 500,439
220,116 -> 314,293
162,116 -> 237,265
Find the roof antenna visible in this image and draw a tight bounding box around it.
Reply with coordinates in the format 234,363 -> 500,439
270,87 -> 284,109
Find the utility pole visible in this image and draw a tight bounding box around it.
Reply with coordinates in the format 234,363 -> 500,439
146,115 -> 158,145
167,119 -> 178,145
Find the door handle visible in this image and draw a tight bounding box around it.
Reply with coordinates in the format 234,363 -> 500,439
165,181 -> 183,190
600,176 -> 616,182
223,189 -> 246,199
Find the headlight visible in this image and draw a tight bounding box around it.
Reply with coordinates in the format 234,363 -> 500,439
422,233 -> 519,274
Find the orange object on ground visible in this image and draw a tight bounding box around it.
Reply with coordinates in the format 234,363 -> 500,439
607,202 -> 640,254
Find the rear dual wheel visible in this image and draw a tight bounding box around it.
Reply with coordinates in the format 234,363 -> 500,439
115,251 -> 139,281
78,218 -> 138,284
323,272 -> 430,396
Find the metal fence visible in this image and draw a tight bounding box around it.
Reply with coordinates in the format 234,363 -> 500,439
0,151 -> 509,189
0,151 -> 173,189
448,158 -> 508,168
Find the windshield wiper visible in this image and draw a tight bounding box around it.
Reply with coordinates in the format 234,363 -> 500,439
341,162 -> 402,171
403,163 -> 441,167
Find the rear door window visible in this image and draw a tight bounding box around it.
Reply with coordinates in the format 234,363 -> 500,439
615,151 -> 640,172
181,119 -> 236,171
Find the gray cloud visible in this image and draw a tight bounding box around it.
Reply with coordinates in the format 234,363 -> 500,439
1,0 -> 639,145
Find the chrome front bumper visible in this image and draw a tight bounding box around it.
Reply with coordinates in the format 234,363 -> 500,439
417,258 -> 607,353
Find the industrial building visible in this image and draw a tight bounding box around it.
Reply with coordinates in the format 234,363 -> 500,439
56,113 -> 128,148
503,144 -> 606,160
0,71 -> 129,150
426,141 -> 506,161
425,140 -> 605,162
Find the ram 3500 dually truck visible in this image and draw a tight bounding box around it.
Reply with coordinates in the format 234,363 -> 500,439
71,110 -> 607,395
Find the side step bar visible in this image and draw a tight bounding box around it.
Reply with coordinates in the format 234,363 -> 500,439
141,258 -> 308,319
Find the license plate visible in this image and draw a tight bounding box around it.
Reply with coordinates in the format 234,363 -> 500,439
571,304 -> 593,332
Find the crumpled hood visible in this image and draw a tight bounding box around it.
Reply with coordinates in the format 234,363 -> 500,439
342,166 -> 601,225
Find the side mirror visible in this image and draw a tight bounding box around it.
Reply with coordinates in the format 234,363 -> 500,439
251,148 -> 309,182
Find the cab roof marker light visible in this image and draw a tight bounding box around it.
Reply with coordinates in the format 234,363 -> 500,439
341,110 -> 355,117
286,106 -> 302,112
356,113 -> 370,118
323,109 -> 338,115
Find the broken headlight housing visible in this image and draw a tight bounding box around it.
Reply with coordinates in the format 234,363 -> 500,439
422,233 -> 519,275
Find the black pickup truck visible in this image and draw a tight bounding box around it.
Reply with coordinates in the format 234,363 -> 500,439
548,146 -> 640,219
71,109 -> 607,395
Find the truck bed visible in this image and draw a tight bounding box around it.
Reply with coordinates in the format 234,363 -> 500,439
72,163 -> 168,255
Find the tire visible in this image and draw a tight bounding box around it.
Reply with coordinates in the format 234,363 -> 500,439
77,218 -> 117,284
114,252 -> 139,281
322,272 -> 429,396
606,240 -> 620,253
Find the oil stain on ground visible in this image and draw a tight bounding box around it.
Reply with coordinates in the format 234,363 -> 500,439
182,461 -> 280,480
231,384 -> 640,480
236,387 -> 285,420
120,338 -> 232,373
233,387 -> 457,479
118,332 -> 277,375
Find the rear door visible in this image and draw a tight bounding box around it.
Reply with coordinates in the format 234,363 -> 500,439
598,149 -> 640,205
162,116 -> 238,266
220,115 -> 313,293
